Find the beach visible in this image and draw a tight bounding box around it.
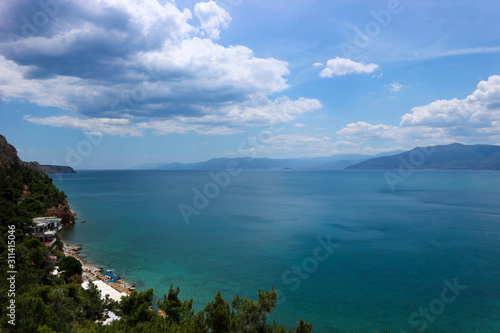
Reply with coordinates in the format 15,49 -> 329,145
63,243 -> 134,298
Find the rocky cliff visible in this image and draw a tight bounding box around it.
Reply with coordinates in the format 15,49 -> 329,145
0,134 -> 76,224
0,134 -> 52,174
0,134 -> 22,166
46,203 -> 76,224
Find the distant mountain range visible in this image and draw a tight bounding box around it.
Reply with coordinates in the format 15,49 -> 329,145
131,151 -> 404,170
132,144 -> 500,171
347,143 -> 500,170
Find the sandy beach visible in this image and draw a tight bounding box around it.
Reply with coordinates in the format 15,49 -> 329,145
63,243 -> 134,297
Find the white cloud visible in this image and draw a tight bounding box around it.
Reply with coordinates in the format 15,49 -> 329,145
338,75 -> 500,145
0,0 -> 320,136
419,46 -> 500,60
136,37 -> 289,98
319,57 -> 379,78
337,122 -> 400,141
387,82 -> 403,93
139,97 -> 321,135
356,146 -> 407,155
237,133 -> 339,157
194,1 -> 231,40
400,75 -> 500,130
24,116 -> 142,136
23,96 -> 321,137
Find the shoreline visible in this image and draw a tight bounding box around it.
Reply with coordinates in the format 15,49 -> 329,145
62,242 -> 134,297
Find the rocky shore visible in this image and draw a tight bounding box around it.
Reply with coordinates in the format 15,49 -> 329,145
63,243 -> 134,297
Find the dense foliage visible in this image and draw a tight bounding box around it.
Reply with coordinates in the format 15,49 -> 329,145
0,163 -> 313,332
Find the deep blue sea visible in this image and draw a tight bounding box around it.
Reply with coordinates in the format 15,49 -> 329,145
52,170 -> 500,332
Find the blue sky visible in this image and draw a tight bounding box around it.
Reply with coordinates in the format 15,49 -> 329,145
1,0 -> 499,169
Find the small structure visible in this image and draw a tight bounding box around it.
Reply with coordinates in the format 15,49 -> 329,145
51,266 -> 60,277
48,255 -> 58,265
102,310 -> 121,325
104,270 -> 120,281
32,217 -> 62,248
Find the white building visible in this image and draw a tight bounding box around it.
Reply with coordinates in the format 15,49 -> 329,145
32,217 -> 62,248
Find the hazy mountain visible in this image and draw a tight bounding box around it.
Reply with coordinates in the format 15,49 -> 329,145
131,151 -> 403,170
346,143 -> 500,170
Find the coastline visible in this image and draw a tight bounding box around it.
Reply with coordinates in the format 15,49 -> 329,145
62,241 -> 134,297
56,202 -> 135,298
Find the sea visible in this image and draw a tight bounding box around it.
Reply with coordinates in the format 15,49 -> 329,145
52,169 -> 500,332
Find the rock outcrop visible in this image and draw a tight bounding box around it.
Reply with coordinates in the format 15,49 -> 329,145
0,134 -> 76,224
0,134 -> 22,166
46,201 -> 76,224
41,165 -> 77,174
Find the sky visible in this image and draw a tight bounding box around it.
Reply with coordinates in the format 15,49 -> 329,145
0,0 -> 500,169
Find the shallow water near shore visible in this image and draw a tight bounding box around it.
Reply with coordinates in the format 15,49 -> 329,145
54,170 -> 500,332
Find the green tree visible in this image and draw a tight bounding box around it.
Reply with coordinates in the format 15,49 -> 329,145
158,284 -> 193,323
204,291 -> 232,333
118,289 -> 155,325
295,319 -> 313,333
59,256 -> 82,280
14,295 -> 64,332
231,287 -> 279,332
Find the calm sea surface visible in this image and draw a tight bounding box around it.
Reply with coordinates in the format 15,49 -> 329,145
52,170 -> 500,332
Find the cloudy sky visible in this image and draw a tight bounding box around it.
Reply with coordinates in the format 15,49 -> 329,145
1,0 -> 500,169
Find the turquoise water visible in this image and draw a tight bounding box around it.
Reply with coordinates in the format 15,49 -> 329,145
53,170 -> 500,332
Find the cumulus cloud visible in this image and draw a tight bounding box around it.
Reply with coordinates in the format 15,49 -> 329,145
319,57 -> 379,77
400,75 -> 500,129
338,75 -> 500,145
138,97 -> 322,135
194,1 -> 231,39
0,0 -> 320,136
